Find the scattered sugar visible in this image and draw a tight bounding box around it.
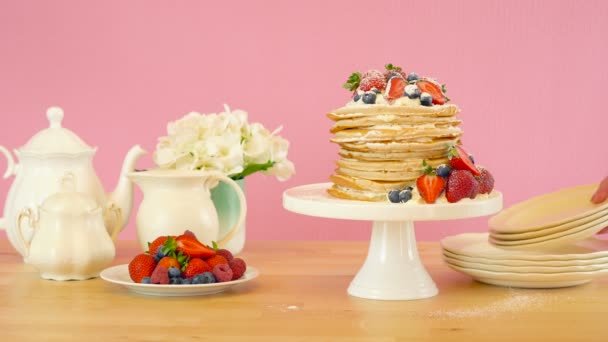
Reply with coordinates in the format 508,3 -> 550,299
427,289 -> 575,320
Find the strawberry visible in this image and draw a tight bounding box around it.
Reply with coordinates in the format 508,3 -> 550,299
476,168 -> 495,194
163,235 -> 216,259
358,77 -> 387,92
128,254 -> 157,283
182,258 -> 212,278
446,170 -> 479,203
385,76 -> 406,101
416,79 -> 447,105
157,256 -> 181,270
206,255 -> 229,269
148,236 -> 169,256
416,160 -> 446,204
383,63 -> 407,79
448,145 -> 481,176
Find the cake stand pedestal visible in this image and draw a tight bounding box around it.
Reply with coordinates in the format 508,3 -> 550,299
283,183 -> 502,301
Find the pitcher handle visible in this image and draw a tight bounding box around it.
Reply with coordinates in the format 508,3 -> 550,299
106,203 -> 123,243
204,172 -> 247,248
0,145 -> 16,179
17,208 -> 36,257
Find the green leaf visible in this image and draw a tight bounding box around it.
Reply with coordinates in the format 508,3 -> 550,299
447,145 -> 459,160
421,159 -> 435,175
441,84 -> 447,93
230,160 -> 275,180
212,241 -> 219,250
342,72 -> 362,91
385,63 -> 402,72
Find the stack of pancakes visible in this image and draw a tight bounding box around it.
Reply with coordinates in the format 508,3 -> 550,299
327,104 -> 462,201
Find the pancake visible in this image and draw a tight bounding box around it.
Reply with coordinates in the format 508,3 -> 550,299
331,125 -> 462,143
327,104 -> 460,121
336,157 -> 449,172
338,148 -> 447,161
336,167 -> 421,182
339,137 -> 460,152
330,116 -> 462,133
330,174 -> 411,193
327,185 -> 387,202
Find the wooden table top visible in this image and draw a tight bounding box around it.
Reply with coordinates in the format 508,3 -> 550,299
1,239 -> 607,341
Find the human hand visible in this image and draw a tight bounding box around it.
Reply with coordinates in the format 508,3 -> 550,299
592,177 -> 608,204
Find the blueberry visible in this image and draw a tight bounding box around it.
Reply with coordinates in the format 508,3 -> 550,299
168,266 -> 181,279
191,274 -> 204,284
436,164 -> 452,178
181,277 -> 192,285
156,246 -> 165,259
388,190 -> 401,203
407,73 -> 419,83
420,92 -> 433,106
362,92 -> 377,104
169,277 -> 181,285
353,94 -> 361,102
200,272 -> 216,284
404,84 -> 421,99
399,190 -> 413,203
469,155 -> 475,164
141,277 -> 151,284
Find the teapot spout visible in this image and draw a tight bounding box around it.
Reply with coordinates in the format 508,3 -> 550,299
108,145 -> 147,228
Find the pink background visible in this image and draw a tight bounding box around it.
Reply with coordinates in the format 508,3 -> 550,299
0,1 -> 606,243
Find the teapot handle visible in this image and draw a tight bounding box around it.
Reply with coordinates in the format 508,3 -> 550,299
17,208 -> 37,257
106,203 -> 123,243
204,172 -> 247,248
0,145 -> 17,179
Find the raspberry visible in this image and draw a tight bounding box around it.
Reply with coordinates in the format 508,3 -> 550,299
216,249 -> 234,262
358,77 -> 387,92
150,265 -> 170,284
206,255 -> 228,269
229,258 -> 247,280
362,69 -> 384,79
212,264 -> 233,283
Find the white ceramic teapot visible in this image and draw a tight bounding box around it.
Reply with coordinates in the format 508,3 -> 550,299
0,106 -> 146,259
17,173 -> 121,280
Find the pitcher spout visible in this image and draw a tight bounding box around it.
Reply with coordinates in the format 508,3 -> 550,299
108,145 -> 147,228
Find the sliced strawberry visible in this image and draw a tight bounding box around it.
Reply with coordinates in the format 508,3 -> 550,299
448,145 -> 481,176
385,76 -> 406,101
175,235 -> 216,259
416,160 -> 446,204
417,80 -> 446,105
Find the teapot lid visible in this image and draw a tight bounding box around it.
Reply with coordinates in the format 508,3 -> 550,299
41,173 -> 99,214
19,107 -> 95,155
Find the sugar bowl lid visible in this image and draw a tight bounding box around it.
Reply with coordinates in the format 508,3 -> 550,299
19,106 -> 95,155
41,173 -> 99,215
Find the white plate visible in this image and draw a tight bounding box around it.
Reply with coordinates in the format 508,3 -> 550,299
443,249 -> 608,267
446,263 -> 608,288
489,216 -> 608,246
490,208 -> 608,240
443,254 -> 608,273
100,264 -> 259,296
283,183 -> 502,222
489,184 -> 607,234
441,233 -> 608,261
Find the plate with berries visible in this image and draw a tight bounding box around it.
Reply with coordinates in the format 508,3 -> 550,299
100,231 -> 258,296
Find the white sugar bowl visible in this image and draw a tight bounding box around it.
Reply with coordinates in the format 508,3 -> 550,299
17,173 -> 121,281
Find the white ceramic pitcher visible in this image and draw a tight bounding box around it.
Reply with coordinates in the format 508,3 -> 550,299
128,169 -> 246,251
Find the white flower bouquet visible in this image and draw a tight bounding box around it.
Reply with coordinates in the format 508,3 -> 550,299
154,105 -> 295,181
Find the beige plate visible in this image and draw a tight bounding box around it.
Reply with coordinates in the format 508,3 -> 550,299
489,219 -> 608,250
443,249 -> 608,267
443,254 -> 608,273
446,263 -> 608,289
441,233 -> 608,261
489,184 -> 607,234
489,216 -> 608,245
490,208 -> 608,240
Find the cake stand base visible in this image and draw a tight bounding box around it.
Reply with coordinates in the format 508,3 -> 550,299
348,220 -> 437,300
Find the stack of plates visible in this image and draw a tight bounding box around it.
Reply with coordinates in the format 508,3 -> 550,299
488,184 -> 608,250
441,233 -> 608,288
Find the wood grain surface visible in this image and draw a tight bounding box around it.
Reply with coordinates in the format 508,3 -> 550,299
1,239 -> 607,341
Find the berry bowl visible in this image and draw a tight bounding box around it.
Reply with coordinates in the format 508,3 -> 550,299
100,264 -> 259,297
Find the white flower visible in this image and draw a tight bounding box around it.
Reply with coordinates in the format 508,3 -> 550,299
154,105 -> 295,181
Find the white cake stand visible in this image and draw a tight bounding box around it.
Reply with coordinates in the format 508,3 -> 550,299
283,183 -> 503,301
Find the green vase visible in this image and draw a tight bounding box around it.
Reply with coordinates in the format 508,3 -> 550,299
211,178 -> 246,254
